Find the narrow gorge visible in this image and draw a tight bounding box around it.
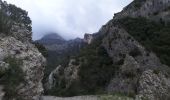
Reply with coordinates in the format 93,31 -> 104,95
0,0 -> 170,100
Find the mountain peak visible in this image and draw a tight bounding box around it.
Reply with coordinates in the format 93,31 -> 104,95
41,33 -> 65,41
36,33 -> 66,45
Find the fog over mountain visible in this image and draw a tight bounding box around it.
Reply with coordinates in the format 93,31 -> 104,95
3,0 -> 132,40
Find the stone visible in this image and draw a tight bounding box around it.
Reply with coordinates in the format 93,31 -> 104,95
136,70 -> 170,100
84,33 -> 93,44
45,59 -> 80,91
0,37 -> 46,100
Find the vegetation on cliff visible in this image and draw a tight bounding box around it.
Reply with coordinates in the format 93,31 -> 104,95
0,2 -> 31,34
0,57 -> 24,100
118,17 -> 170,67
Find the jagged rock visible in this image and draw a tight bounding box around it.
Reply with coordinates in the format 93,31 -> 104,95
64,59 -> 80,88
45,65 -> 63,90
45,59 -> 80,90
102,25 -> 162,70
136,70 -> 170,100
10,23 -> 32,42
84,33 -> 93,44
121,55 -> 140,76
107,55 -> 140,95
0,37 -> 46,100
114,0 -> 170,20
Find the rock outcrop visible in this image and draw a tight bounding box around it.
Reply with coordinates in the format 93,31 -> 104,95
136,70 -> 170,100
114,0 -> 170,19
83,33 -> 93,44
0,36 -> 46,100
102,25 -> 165,96
0,0 -> 46,100
45,59 -> 80,91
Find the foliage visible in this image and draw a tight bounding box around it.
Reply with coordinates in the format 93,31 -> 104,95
0,2 -> 32,34
0,10 -> 12,34
34,42 -> 48,57
118,17 -> 170,67
129,47 -> 142,57
78,46 -> 116,94
0,57 -> 25,100
73,35 -> 118,95
8,4 -> 32,31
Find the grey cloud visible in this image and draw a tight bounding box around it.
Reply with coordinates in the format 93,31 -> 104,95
4,0 -> 133,40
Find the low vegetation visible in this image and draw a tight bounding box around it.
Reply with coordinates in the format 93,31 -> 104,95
0,57 -> 25,100
77,37 -> 118,94
0,10 -> 12,34
34,42 -> 48,57
118,17 -> 170,67
0,2 -> 31,34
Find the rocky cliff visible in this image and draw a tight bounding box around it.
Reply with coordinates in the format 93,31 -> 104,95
0,1 -> 46,100
46,0 -> 170,100
114,0 -> 170,20
36,33 -> 86,80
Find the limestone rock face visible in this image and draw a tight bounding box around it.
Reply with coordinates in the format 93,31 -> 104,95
0,37 -> 46,100
114,0 -> 170,19
84,33 -> 93,44
45,59 -> 80,90
45,65 -> 62,90
102,25 -> 162,69
10,23 -> 32,42
136,70 -> 170,100
0,0 -> 46,99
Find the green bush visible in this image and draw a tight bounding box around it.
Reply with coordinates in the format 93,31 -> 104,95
0,2 -> 32,34
1,57 -> 25,100
75,35 -> 119,95
8,4 -> 32,31
34,42 -> 48,57
0,10 -> 12,34
118,17 -> 170,67
129,47 -> 142,57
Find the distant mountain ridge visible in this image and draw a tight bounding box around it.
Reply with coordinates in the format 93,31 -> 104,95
37,33 -> 66,45
36,33 -> 87,77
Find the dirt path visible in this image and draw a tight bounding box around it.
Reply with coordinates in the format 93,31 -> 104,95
41,95 -> 134,100
40,96 -> 99,100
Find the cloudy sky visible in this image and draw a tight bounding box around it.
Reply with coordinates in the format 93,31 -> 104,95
4,0 -> 132,40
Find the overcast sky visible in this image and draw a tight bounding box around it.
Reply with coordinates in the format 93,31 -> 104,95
4,0 -> 132,40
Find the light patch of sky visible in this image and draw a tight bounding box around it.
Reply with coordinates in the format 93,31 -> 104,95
3,0 -> 133,40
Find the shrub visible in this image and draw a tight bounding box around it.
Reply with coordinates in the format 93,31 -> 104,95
153,69 -> 160,75
71,59 -> 79,66
0,2 -> 32,34
76,36 -> 118,94
129,47 -> 142,57
0,10 -> 12,34
1,57 -> 25,100
119,17 -> 170,67
34,42 -> 48,57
